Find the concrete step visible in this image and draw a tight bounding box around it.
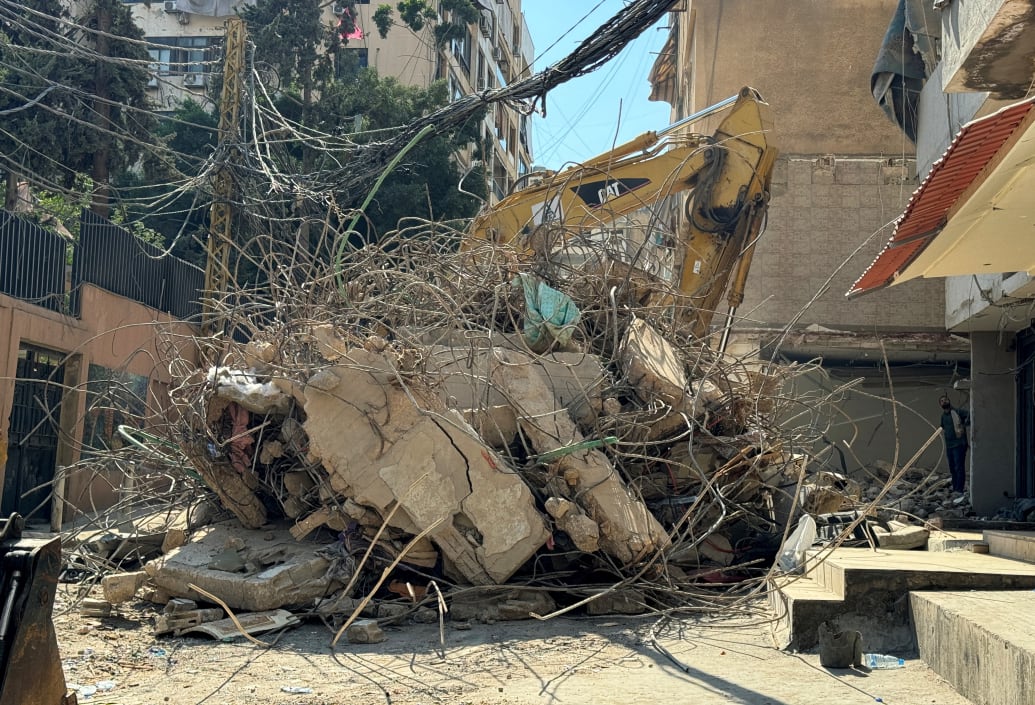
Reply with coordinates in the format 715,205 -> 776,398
768,574 -> 842,652
773,547 -> 1035,653
984,531 -> 1035,564
911,590 -> 1035,705
927,530 -> 984,552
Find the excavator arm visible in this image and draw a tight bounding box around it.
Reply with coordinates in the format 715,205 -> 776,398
467,87 -> 777,344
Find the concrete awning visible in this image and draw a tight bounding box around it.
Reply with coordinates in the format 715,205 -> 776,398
847,96 -> 1035,297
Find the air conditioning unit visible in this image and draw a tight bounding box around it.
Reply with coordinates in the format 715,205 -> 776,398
183,73 -> 207,87
491,46 -> 502,62
163,1 -> 179,12
478,13 -> 492,38
332,2 -> 347,14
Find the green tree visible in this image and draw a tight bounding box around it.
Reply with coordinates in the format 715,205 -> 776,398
0,0 -> 71,210
242,0 -> 486,240
62,0 -> 157,217
317,71 -> 484,236
115,99 -> 219,263
372,0 -> 478,44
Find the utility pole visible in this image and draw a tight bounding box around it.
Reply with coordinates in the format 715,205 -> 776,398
91,0 -> 112,218
202,16 -> 246,338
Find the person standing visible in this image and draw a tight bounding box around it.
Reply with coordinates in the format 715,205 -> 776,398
939,395 -> 970,493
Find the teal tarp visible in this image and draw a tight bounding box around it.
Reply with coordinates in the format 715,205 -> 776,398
515,274 -> 581,349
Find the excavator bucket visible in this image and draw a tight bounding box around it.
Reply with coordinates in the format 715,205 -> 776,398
0,514 -> 76,705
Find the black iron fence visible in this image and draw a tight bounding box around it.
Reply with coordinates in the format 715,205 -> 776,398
0,209 -> 202,322
0,210 -> 73,314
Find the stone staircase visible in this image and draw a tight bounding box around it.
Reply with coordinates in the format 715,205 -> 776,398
770,540 -> 1035,653
771,531 -> 1035,705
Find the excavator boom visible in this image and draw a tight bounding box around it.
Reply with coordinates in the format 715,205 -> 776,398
466,87 -> 777,342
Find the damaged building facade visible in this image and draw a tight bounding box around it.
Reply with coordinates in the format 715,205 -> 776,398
648,1 -> 969,480
851,0 -> 1035,515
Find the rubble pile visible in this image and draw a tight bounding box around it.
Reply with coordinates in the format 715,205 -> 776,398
864,460 -> 972,520
65,230 -> 919,628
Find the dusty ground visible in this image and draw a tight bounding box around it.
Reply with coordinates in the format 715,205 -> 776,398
53,590 -> 974,705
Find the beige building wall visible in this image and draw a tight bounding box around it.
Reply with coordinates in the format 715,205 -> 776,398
657,0 -> 946,333
682,0 -> 914,156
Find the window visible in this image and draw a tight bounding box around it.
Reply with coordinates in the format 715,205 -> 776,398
336,47 -> 368,76
146,36 -> 219,76
451,30 -> 472,76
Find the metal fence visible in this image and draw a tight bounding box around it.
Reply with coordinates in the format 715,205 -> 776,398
0,209 -> 202,322
75,210 -> 203,321
0,211 -> 74,314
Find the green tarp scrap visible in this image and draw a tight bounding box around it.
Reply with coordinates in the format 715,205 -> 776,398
515,274 -> 581,349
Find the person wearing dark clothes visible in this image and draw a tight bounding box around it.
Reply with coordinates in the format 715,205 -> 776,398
939,395 -> 970,493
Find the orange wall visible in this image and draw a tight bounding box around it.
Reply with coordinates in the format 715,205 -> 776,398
0,284 -> 198,524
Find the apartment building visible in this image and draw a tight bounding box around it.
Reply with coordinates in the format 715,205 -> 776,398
849,0 -> 1035,514
127,0 -> 535,202
648,1 -> 969,475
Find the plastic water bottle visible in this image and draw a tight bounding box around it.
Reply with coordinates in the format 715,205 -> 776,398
865,653 -> 905,669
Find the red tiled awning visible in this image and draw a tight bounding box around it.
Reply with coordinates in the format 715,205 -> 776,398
847,96 -> 1035,297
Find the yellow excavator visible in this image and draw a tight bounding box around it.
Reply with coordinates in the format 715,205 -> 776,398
466,87 -> 777,351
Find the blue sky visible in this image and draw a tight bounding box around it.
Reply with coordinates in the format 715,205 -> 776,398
520,0 -> 674,171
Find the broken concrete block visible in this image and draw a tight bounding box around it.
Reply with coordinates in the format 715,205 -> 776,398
101,571 -> 148,605
544,497 -> 572,519
302,348 -> 549,585
315,593 -> 361,619
188,455 -> 267,530
80,599 -> 112,618
414,607 -> 438,623
208,367 -> 292,415
619,318 -> 687,407
144,524 -> 341,612
164,598 -> 198,614
557,512 -> 600,553
490,349 -> 669,565
139,586 -> 173,605
545,499 -> 600,553
462,405 -> 519,449
155,608 -> 224,636
182,609 -> 300,640
258,440 -> 285,465
346,619 -> 386,644
873,523 -> 929,550
162,529 -> 188,554
425,346 -> 608,428
585,589 -> 647,616
376,602 -> 409,625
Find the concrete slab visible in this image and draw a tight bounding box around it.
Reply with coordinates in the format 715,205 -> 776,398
618,318 -> 687,407
490,348 -> 669,565
984,530 -> 1035,564
927,530 -> 985,552
144,523 -> 338,612
303,348 -> 550,585
911,590 -> 1035,705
